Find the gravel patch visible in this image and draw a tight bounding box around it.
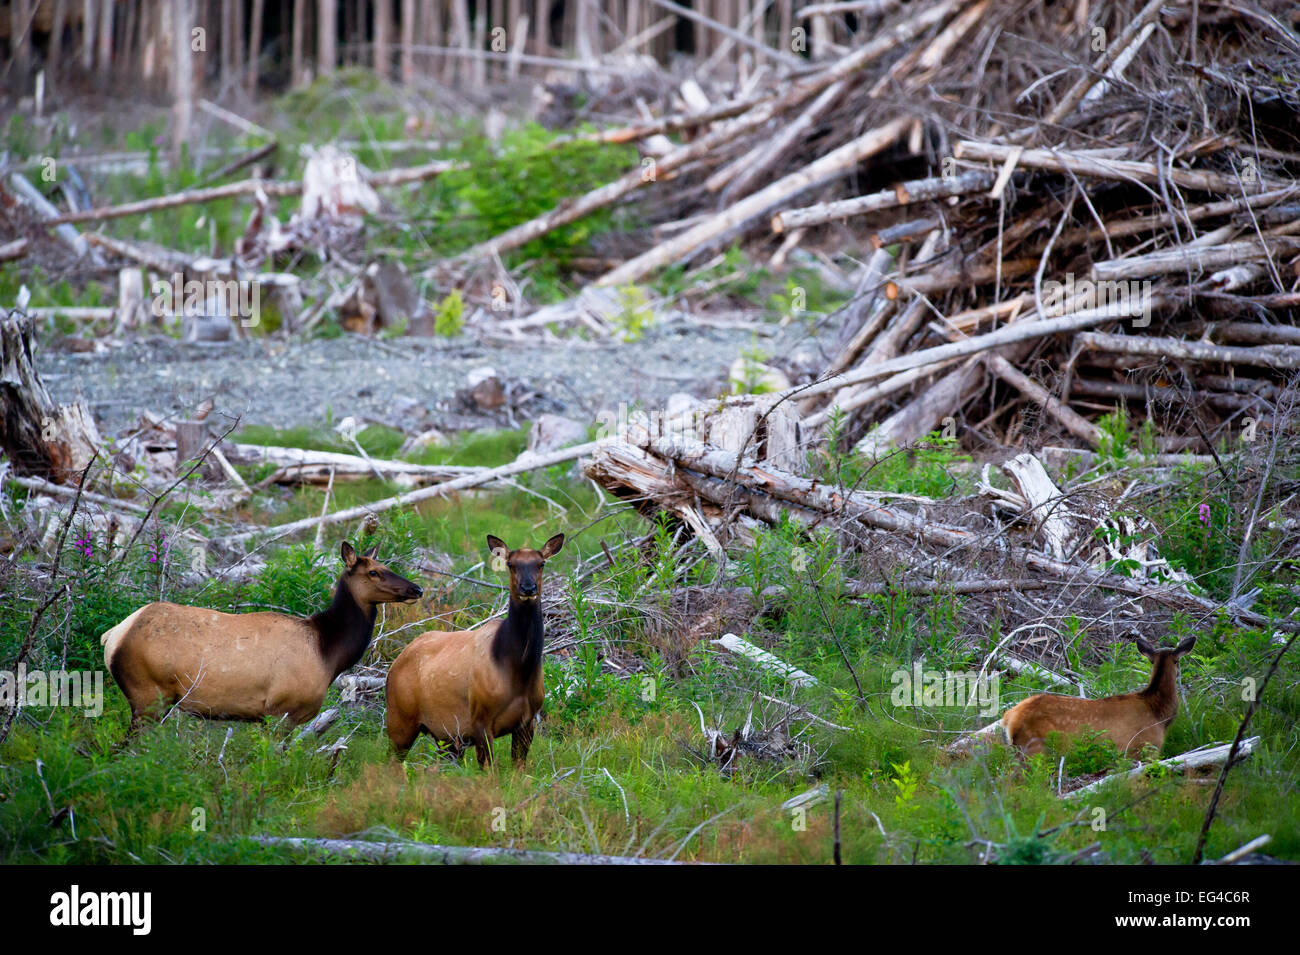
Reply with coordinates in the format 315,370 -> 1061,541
40,320 -> 824,436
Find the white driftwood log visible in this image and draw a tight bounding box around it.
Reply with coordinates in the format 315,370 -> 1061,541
249,835 -> 701,865
713,632 -> 819,687
1065,737 -> 1261,798
229,443 -> 485,487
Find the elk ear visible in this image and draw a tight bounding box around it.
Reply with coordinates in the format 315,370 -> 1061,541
1174,636 -> 1197,657
341,541 -> 358,570
1134,638 -> 1156,658
541,533 -> 565,559
486,535 -> 509,561
363,545 -> 379,559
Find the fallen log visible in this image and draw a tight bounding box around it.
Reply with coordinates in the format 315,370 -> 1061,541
596,117 -> 914,288
987,354 -> 1102,446
845,577 -> 1051,597
589,425 -> 1297,634
9,173 -> 90,257
228,442 -> 487,487
790,293 -> 1171,404
952,140 -> 1254,194
1075,331 -> 1300,371
218,441 -> 600,545
771,169 -> 996,233
1090,236 -> 1300,281
248,835 -> 699,865
855,358 -> 982,455
707,79 -> 850,198
441,0 -> 971,267
999,453 -> 1078,560
1069,377 -> 1272,413
713,633 -> 819,687
42,159 -> 460,226
1065,737 -> 1261,798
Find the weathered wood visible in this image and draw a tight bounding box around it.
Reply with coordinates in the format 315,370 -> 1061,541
443,0 -> 970,266
772,169 -> 996,233
220,441 -> 601,544
1091,237 -> 1300,281
249,835 -> 705,864
1065,737 -> 1261,798
855,358 -> 982,456
792,294 -> 1170,403
229,442 -> 488,487
597,117 -> 912,287
9,173 -> 89,257
0,239 -> 29,262
1000,453 -> 1077,560
591,426 -> 1294,633
986,353 -> 1102,447
1076,331 -> 1300,371
43,161 -> 460,226
0,311 -> 101,484
953,141 -> 1254,194
713,633 -> 819,686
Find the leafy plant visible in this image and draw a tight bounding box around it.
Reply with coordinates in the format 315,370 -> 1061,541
433,289 -> 465,337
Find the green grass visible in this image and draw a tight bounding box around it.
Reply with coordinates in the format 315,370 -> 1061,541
3,423 -> 1298,865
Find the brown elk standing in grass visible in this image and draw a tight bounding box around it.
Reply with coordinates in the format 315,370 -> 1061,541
101,542 -> 421,737
385,533 -> 564,768
949,637 -> 1196,757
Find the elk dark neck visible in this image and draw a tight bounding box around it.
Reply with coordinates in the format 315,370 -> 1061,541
491,596 -> 544,680
310,579 -> 378,679
1140,656 -> 1180,720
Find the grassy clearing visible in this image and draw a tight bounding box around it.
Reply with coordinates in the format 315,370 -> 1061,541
2,423 -> 1297,865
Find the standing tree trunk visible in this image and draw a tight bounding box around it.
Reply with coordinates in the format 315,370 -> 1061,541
81,0 -> 94,72
374,0 -> 392,79
233,0 -> 245,79
96,0 -> 114,77
292,0 -> 305,84
0,311 -> 102,485
317,0 -> 336,73
48,0 -> 68,88
172,0 -> 195,160
400,0 -> 415,84
248,0 -> 265,92
10,0 -> 33,81
535,0 -> 551,55
422,0 -> 440,79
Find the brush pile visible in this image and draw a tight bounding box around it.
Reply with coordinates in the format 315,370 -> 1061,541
440,0 -> 1300,464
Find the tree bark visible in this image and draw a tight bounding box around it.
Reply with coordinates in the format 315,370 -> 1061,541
0,311 -> 102,484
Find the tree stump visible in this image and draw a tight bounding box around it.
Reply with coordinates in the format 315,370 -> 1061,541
0,310 -> 101,484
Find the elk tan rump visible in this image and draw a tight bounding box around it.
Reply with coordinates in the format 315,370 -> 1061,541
1002,692 -> 1170,756
100,602 -> 332,722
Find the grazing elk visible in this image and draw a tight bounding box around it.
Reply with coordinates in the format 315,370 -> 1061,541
385,533 -> 564,768
101,542 -> 421,736
950,637 -> 1196,758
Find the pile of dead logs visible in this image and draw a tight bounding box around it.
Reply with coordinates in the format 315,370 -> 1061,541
493,0 -> 1300,459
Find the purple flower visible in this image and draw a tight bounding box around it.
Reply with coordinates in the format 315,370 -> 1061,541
1198,503 -> 1211,525
74,536 -> 93,557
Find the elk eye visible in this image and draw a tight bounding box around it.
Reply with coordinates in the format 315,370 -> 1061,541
369,571 -> 379,578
